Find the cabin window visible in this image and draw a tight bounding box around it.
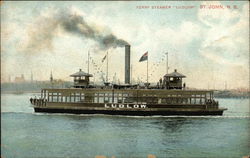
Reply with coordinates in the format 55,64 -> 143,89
126,93 -> 134,103
49,92 -> 59,102
103,93 -> 108,103
98,93 -> 104,103
79,93 -> 84,102
103,93 -> 112,103
61,96 -> 66,102
57,93 -> 61,102
48,92 -> 52,102
190,98 -> 195,104
112,93 -> 118,103
84,93 -> 94,103
117,93 -> 123,103
123,93 -> 130,103
183,95 -> 189,104
94,93 -> 99,103
109,93 -> 113,103
74,93 -> 81,102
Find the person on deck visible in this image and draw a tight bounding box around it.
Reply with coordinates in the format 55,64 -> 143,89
30,98 -> 33,104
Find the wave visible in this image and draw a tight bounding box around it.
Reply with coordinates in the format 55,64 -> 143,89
1,111 -> 250,118
105,115 -> 250,119
1,111 -> 34,114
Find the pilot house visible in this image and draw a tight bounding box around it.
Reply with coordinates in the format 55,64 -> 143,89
164,69 -> 186,89
70,69 -> 93,88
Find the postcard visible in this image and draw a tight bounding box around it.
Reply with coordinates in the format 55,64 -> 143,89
1,1 -> 249,158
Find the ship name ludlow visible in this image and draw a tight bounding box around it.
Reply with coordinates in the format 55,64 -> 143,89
104,104 -> 147,109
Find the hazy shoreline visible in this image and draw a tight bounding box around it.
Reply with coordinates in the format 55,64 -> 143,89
1,91 -> 41,94
1,90 -> 249,98
1,81 -> 249,98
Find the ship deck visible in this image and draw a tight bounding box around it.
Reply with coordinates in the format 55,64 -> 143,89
31,88 -> 227,116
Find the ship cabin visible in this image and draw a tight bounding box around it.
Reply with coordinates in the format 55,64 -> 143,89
164,69 -> 186,90
70,69 -> 93,88
32,68 -> 219,110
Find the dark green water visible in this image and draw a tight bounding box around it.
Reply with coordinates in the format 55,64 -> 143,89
1,93 -> 250,158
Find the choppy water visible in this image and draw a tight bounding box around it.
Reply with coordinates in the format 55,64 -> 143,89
1,93 -> 250,158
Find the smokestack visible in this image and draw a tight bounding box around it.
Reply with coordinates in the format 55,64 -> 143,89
125,45 -> 131,84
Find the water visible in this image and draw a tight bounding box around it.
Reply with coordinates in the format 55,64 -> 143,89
1,93 -> 250,158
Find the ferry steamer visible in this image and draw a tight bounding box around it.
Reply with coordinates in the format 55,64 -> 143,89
32,88 -> 226,116
30,45 -> 227,116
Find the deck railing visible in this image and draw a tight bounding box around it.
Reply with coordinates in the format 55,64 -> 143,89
37,89 -> 216,106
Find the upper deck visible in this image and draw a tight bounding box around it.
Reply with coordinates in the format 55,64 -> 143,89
36,68 -> 216,107
39,88 -> 216,106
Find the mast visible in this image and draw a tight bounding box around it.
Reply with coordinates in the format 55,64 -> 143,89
106,51 -> 109,82
87,51 -> 89,74
147,55 -> 148,84
166,52 -> 168,74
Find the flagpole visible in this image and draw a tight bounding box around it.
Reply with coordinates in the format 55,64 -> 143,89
106,51 -> 108,82
88,51 -> 90,74
166,52 -> 168,74
147,54 -> 148,84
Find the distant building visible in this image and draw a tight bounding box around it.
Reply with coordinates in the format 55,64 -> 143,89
50,71 -> 53,83
31,71 -> 33,82
14,74 -> 25,83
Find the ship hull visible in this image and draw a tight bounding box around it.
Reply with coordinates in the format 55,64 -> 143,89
32,89 -> 227,116
34,107 -> 225,116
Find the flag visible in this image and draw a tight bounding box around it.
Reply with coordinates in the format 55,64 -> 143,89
139,52 -> 148,62
102,55 -> 106,62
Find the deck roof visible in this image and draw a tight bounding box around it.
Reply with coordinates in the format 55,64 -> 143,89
164,69 -> 186,78
70,69 -> 93,77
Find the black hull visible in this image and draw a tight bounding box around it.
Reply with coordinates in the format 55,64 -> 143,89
34,108 -> 224,116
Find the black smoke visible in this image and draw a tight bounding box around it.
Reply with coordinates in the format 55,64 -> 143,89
59,13 -> 129,48
23,8 -> 129,53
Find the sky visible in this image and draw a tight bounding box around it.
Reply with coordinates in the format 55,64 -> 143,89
1,1 -> 249,89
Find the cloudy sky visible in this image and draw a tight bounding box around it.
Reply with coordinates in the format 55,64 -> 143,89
1,1 -> 249,89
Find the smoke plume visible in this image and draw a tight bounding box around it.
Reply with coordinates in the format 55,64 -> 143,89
23,8 -> 129,53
